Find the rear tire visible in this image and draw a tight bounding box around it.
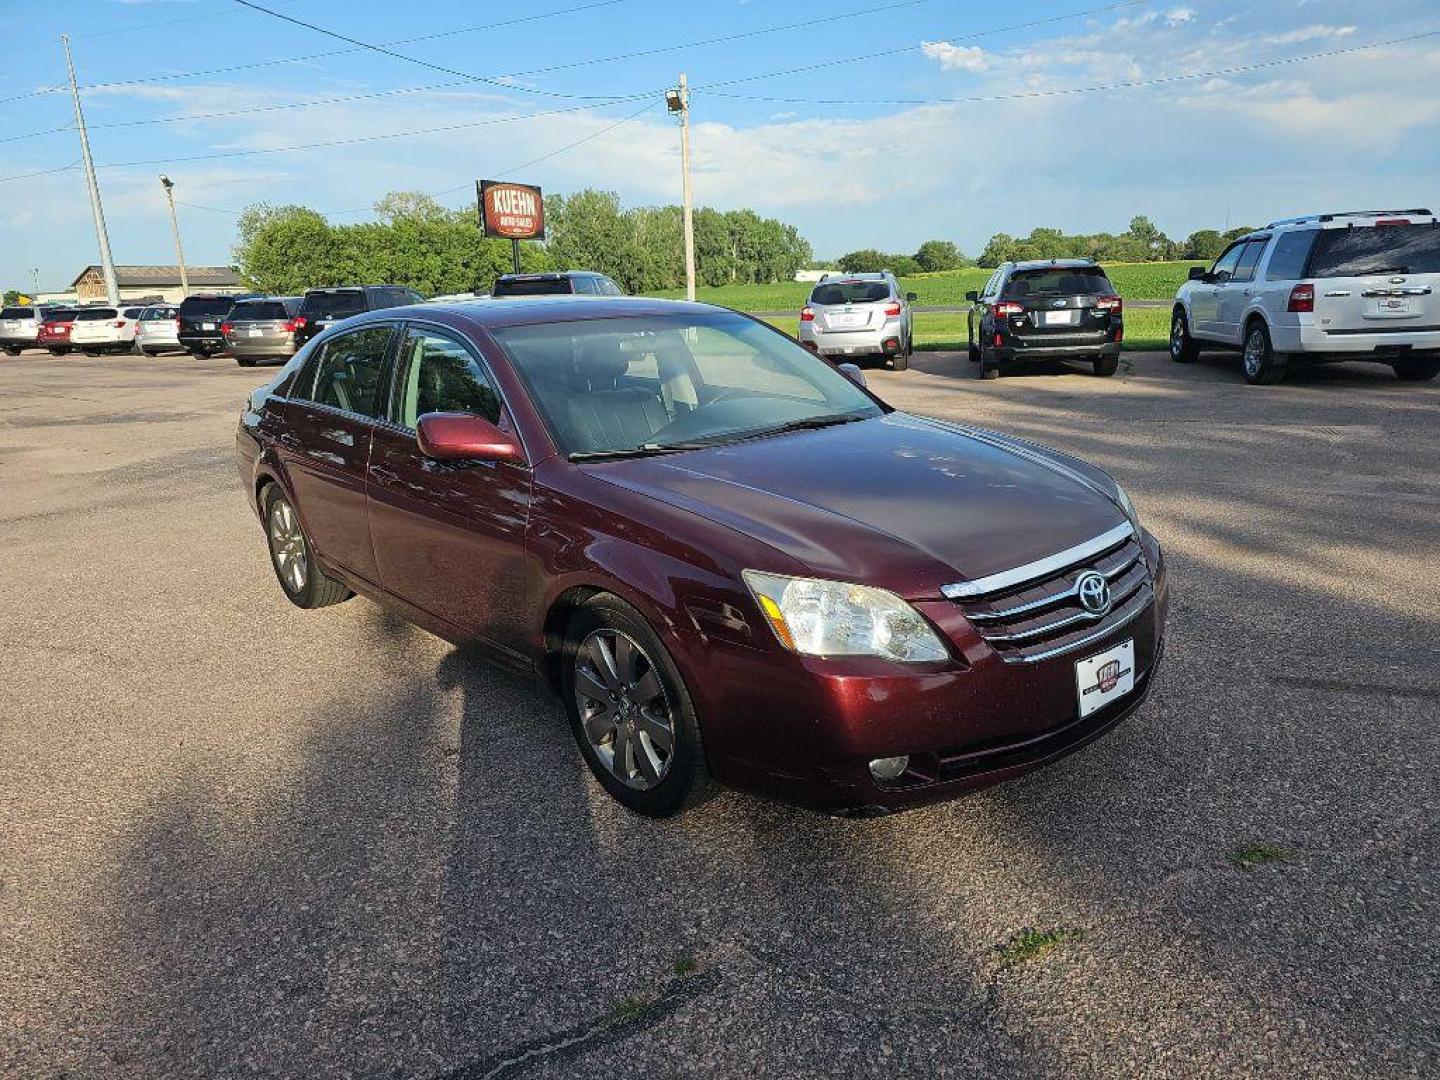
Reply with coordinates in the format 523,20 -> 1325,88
1093,353 -> 1119,377
262,485 -> 353,609
1394,356 -> 1440,382
1241,321 -> 1286,385
1170,308 -> 1200,363
979,360 -> 1000,380
48,348 -> 69,356
237,358 -> 257,367
890,351 -> 909,371
560,595 -> 713,817
2,346 -> 19,357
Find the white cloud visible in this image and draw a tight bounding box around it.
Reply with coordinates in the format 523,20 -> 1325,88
1164,8 -> 1196,25
1260,25 -> 1357,46
920,41 -> 989,73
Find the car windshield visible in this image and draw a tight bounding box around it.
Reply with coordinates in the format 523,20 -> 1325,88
1306,223 -> 1440,276
302,291 -> 367,317
493,277 -> 574,297
230,300 -> 290,321
1004,268 -> 1112,297
180,297 -> 236,317
75,308 -> 117,321
810,281 -> 890,305
494,312 -> 883,457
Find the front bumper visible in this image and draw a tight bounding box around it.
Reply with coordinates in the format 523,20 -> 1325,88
691,534 -> 1168,813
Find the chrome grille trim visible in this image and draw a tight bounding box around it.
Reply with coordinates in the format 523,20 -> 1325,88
1018,597 -> 1150,663
940,522 -> 1134,600
980,573 -> 1148,644
966,547 -> 1142,623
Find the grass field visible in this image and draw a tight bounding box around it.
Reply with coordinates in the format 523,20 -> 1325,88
761,305 -> 1171,354
649,260 -> 1202,311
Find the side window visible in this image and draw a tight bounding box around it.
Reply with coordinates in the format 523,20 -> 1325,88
396,329 -> 501,429
1210,244 -> 1246,282
1265,231 -> 1318,281
602,278 -> 624,297
310,326 -> 394,418
572,276 -> 597,295
1230,240 -> 1266,284
982,272 -> 1000,299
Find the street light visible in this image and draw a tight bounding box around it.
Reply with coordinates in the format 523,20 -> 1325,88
667,75 -> 695,302
159,174 -> 191,299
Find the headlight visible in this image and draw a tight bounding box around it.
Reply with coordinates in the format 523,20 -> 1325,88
743,570 -> 949,663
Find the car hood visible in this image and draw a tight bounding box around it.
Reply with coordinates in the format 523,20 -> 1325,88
584,412 -> 1128,599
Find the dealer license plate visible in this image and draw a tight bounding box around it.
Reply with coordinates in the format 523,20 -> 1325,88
202,322 -> 216,330
1043,310 -> 1073,326
1075,639 -> 1135,718
247,328 -> 263,337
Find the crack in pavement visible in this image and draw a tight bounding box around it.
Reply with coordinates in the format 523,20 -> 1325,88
432,968 -> 721,1080
1268,674 -> 1440,701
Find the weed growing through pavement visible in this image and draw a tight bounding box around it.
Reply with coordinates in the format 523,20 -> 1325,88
997,927 -> 1084,967
1228,843 -> 1296,870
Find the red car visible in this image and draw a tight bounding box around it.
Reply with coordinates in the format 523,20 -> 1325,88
236,298 -> 1167,816
36,309 -> 79,355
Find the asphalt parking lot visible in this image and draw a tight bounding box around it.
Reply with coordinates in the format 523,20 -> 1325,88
2,346 -> 1437,1079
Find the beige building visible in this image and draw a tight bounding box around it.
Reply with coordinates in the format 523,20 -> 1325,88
62,265 -> 244,305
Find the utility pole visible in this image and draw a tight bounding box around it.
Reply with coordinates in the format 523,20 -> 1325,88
62,35 -> 119,306
159,176 -> 190,298
31,268 -> 41,297
667,74 -> 696,302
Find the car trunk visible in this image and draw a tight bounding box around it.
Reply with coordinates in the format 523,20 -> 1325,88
229,319 -> 294,348
816,301 -> 887,333
70,311 -> 122,344
1306,222 -> 1440,334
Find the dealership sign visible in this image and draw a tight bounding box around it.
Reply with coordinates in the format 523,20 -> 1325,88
478,181 -> 545,240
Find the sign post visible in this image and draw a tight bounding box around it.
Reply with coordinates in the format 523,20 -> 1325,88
477,181 -> 545,279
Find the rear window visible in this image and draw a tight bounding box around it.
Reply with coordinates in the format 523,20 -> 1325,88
1,307 -> 35,320
1004,268 -> 1113,298
1306,223 -> 1440,277
47,311 -> 78,323
121,307 -> 144,319
178,296 -> 237,318
140,307 -> 176,321
810,281 -> 890,305
75,308 -> 118,321
230,300 -> 291,321
493,277 -> 574,297
302,290 -> 368,317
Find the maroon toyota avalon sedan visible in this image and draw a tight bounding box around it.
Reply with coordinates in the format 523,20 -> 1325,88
236,297 -> 1167,816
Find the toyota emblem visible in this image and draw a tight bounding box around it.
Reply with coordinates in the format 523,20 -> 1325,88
1076,571 -> 1111,615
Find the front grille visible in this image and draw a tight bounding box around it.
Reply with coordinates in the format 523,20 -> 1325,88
950,530 -> 1152,663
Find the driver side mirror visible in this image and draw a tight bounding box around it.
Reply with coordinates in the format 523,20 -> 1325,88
905,292 -> 918,303
965,290 -> 979,303
1188,266 -> 1209,282
837,363 -> 867,389
416,412 -> 523,463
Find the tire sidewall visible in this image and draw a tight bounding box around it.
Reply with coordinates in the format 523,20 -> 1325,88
262,485 -> 318,608
560,597 -> 708,817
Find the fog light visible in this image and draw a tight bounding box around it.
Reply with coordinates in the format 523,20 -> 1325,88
868,755 -> 909,782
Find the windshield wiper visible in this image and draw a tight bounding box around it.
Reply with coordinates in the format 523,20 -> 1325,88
723,412 -> 872,445
568,444 -> 703,462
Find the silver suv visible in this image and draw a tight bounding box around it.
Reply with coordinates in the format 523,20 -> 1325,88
797,271 -> 915,371
1170,208 -> 1440,385
0,305 -> 65,355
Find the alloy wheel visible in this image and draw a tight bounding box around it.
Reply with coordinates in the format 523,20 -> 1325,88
1243,330 -> 1265,377
267,497 -> 308,595
573,629 -> 675,790
1170,316 -> 1185,358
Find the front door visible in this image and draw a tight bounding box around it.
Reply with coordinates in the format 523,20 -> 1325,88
1215,239 -> 1267,345
1191,243 -> 1245,338
279,324 -> 397,586
367,325 -> 533,651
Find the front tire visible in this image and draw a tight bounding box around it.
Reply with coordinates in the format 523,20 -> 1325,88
237,357 -> 257,367
1241,321 -> 1286,385
2,346 -> 19,357
1170,309 -> 1200,363
262,485 -> 352,609
561,596 -> 712,817
1394,356 -> 1440,382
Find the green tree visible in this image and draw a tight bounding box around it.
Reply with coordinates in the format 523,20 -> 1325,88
3,289 -> 22,305
836,249 -> 890,273
373,190 -> 454,225
977,233 -> 1018,268
914,240 -> 964,272
1184,229 -> 1225,260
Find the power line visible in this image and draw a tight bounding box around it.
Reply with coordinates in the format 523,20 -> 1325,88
0,0 -> 630,105
692,0 -> 1149,92
229,0 -> 636,101
0,162 -> 79,184
698,27 -> 1440,105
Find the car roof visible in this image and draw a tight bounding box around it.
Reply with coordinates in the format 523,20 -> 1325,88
496,271 -> 603,282
1010,259 -> 1101,271
337,295 -> 729,332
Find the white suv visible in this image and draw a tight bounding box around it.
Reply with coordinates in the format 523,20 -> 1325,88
797,271 -> 916,371
1170,209 -> 1440,385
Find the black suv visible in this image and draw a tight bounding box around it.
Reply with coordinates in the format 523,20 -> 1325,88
293,285 -> 425,347
178,293 -> 260,358
492,271 -> 624,298
966,259 -> 1123,379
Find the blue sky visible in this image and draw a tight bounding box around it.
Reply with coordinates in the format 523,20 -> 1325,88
3,0 -> 1439,291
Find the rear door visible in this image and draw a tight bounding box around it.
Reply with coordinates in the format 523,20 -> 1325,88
366,324 -> 533,648
1215,239 -> 1268,344
1304,220 -> 1440,335
278,324 -> 397,586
